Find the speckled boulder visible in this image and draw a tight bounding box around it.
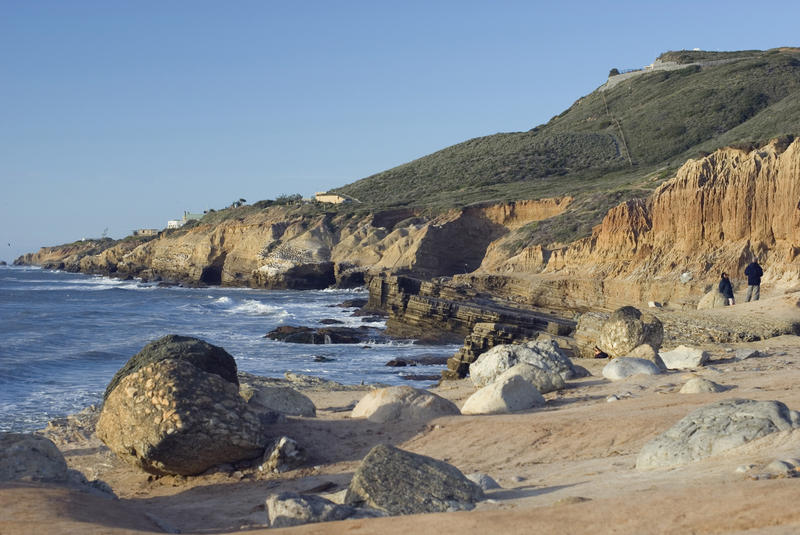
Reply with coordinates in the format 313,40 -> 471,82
97,336 -> 270,475
598,306 -> 663,358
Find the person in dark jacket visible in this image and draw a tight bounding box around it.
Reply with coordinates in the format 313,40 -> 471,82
744,258 -> 763,301
719,272 -> 735,306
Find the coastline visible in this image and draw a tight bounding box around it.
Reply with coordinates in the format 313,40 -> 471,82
5,321 -> 800,533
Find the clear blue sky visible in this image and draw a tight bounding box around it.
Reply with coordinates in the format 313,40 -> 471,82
1,0 -> 798,262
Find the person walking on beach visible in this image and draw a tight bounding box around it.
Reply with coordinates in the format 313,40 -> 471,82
744,258 -> 763,301
719,272 -> 735,306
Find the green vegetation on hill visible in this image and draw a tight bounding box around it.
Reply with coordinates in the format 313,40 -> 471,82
656,49 -> 762,64
329,48 -> 800,248
336,49 -> 800,210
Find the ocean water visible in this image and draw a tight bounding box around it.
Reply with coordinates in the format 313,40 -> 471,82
0,266 -> 458,432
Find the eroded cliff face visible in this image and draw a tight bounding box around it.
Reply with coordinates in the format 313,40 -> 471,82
477,138 -> 800,307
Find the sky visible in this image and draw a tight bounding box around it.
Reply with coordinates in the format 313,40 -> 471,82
1,1 -> 799,262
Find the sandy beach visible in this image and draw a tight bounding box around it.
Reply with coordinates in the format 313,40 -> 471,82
3,293 -> 800,534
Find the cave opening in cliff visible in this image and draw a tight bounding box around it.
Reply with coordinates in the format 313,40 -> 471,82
200,265 -> 222,285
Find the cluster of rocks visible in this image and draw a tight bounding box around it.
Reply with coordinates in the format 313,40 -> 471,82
3,334 -> 486,530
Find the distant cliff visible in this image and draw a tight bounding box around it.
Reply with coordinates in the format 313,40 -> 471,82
15,198 -> 573,290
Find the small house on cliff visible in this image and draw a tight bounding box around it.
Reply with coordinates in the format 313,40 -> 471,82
132,228 -> 159,237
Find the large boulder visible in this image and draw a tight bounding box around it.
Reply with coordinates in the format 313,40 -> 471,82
636,399 -> 800,470
0,433 -> 68,482
240,384 -> 316,417
345,444 -> 484,515
602,357 -> 662,381
598,306 -> 663,358
659,345 -> 709,370
97,335 -> 270,476
351,386 -> 459,423
469,339 -> 576,388
461,371 -> 545,415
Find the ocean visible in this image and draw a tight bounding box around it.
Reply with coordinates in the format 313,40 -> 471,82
0,266 -> 458,432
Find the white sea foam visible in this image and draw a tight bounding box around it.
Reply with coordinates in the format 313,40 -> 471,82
228,299 -> 290,318
319,287 -> 367,293
214,296 -> 233,304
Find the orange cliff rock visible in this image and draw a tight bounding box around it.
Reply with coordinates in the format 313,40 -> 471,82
487,138 -> 800,307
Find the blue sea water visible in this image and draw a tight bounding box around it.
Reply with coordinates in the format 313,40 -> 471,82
0,266 -> 457,432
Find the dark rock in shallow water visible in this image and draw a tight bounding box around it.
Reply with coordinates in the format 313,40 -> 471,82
319,318 -> 343,325
360,315 -> 387,323
312,355 -> 336,362
336,298 -> 368,309
399,374 -> 441,382
266,325 -> 380,344
385,359 -> 412,367
407,354 -> 450,366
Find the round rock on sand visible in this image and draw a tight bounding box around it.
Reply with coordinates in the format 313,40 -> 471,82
461,370 -> 545,415
351,386 -> 459,423
602,357 -> 662,381
679,377 -> 726,394
659,345 -> 709,370
624,344 -> 666,369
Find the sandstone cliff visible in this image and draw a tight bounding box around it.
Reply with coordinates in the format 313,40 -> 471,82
471,138 -> 800,309
16,198 -> 572,290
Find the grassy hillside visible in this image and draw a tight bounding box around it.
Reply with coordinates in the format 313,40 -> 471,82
333,48 -> 800,217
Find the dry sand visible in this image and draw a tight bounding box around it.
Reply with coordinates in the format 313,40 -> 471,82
3,293 -> 800,535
